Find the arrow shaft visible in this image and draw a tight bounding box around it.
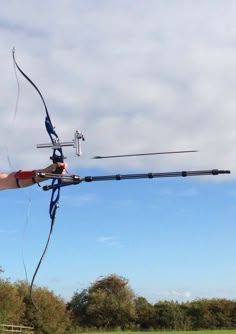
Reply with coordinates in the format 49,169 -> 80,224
93,150 -> 198,159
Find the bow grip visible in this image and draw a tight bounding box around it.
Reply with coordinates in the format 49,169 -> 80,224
54,166 -> 63,174
51,153 -> 64,174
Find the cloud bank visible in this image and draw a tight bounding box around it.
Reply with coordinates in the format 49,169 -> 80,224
0,1 -> 235,178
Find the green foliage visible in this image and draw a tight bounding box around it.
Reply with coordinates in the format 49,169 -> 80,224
1,270 -> 236,333
68,275 -> 236,331
134,297 -> 156,329
69,274 -> 136,330
185,298 -> 236,330
15,281 -> 71,334
0,279 -> 71,334
0,279 -> 24,324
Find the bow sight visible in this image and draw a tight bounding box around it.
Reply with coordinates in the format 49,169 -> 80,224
37,130 -> 85,157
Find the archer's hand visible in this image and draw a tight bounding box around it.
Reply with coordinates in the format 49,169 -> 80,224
43,162 -> 68,175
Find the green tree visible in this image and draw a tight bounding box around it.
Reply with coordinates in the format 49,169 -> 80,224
0,279 -> 24,324
208,298 -> 234,328
134,296 -> 155,329
69,274 -> 136,330
15,281 -> 71,334
231,301 -> 236,328
68,288 -> 89,328
154,301 -> 188,330
187,299 -> 216,329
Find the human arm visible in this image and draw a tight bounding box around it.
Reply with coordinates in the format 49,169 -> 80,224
0,162 -> 67,190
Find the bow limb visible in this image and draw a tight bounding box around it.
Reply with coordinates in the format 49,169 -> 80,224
12,48 -> 64,310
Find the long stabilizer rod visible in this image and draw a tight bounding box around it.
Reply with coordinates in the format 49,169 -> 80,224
93,150 -> 198,159
42,169 -> 230,191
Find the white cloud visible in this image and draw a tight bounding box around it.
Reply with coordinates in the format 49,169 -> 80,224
157,289 -> 192,299
97,236 -> 114,243
0,229 -> 17,234
0,0 -> 235,179
96,236 -> 120,247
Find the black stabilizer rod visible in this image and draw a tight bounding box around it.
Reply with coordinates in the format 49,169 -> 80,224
42,169 -> 230,191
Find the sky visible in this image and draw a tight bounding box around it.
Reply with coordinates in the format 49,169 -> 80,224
0,0 -> 236,303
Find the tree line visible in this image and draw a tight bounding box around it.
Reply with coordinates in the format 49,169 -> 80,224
1,269 -> 236,334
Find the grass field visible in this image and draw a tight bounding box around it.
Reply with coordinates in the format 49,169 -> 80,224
81,331 -> 236,334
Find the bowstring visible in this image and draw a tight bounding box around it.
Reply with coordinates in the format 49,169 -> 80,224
12,48 -> 33,289
6,49 -> 20,171
21,195 -> 31,285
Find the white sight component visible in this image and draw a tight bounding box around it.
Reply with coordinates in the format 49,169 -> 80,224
37,130 -> 85,156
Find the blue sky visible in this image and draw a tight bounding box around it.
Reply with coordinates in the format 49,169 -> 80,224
1,0 -> 236,303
